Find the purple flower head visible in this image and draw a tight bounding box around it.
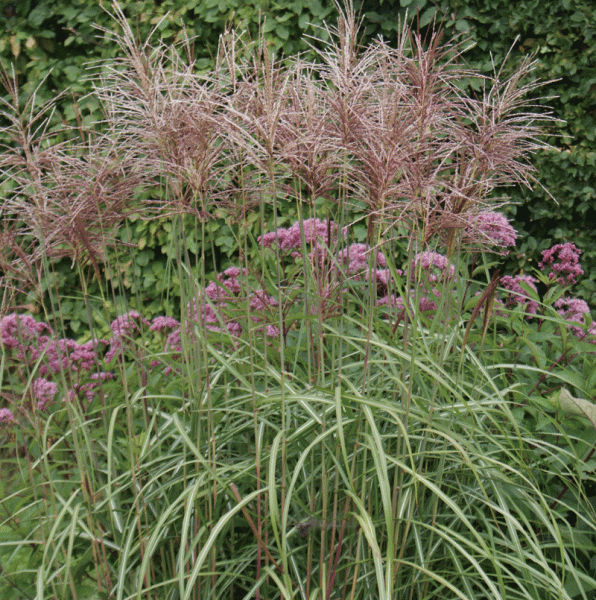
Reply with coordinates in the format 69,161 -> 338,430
258,228 -> 289,249
150,316 -> 180,332
265,324 -> 280,338
413,251 -> 451,273
9,334 -> 50,370
248,292 -> 280,335
186,298 -> 242,338
105,311 -> 150,363
554,296 -> 594,339
218,267 -> 247,294
366,267 -> 401,292
64,389 -> 78,403
249,292 -> 278,312
110,311 -> 150,337
539,243 -> 584,286
33,377 -> 58,411
419,297 -> 438,312
389,288 -> 440,314
288,218 -> 345,249
203,280 -> 229,302
259,219 -> 347,252
0,314 -> 51,350
0,408 -> 15,424
204,267 -> 248,301
164,327 -> 182,364
412,251 -> 456,283
91,371 -> 114,383
370,268 -> 389,286
554,296 -> 590,321
226,321 -> 243,336
188,299 -> 220,329
585,321 -> 596,343
472,212 -> 517,254
71,339 -> 107,371
377,294 -> 401,308
36,338 -> 107,376
500,275 -> 539,315
80,372 -> 115,402
38,338 -> 77,375
337,243 -> 387,275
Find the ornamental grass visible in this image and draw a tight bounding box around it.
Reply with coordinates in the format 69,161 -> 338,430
1,3 -> 596,599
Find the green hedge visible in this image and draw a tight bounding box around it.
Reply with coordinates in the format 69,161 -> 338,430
1,0 -> 594,336
0,0 -> 336,122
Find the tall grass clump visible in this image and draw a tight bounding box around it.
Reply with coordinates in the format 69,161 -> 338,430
2,2 -> 596,599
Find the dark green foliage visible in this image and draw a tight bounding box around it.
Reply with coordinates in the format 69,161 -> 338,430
434,0 -> 596,305
0,0 -> 335,126
1,0 -> 595,337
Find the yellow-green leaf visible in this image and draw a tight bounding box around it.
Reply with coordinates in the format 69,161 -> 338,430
552,388 -> 596,424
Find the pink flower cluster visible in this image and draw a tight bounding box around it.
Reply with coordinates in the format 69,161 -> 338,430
473,212 -> 518,254
149,316 -> 182,368
33,377 -> 59,411
554,297 -> 596,340
0,313 -> 117,415
188,267 -> 279,342
338,243 -> 396,292
412,251 -> 456,281
258,218 -> 348,257
0,313 -> 50,349
0,219 -> 430,423
0,313 -> 110,378
499,275 -> 540,315
337,243 -> 387,274
496,244 -> 596,343
389,294 -> 439,313
260,221 -> 420,314
204,267 -> 247,300
0,407 -> 15,424
105,311 -> 150,363
539,243 -> 584,286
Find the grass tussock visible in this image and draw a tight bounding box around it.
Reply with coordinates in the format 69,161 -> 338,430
1,2 -> 595,600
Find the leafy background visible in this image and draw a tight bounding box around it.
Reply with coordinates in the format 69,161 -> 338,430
1,0 -> 594,335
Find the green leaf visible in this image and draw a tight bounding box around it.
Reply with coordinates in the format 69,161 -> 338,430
420,7 -> 436,27
62,65 -> 81,82
275,24 -> 290,40
298,12 -> 310,29
135,250 -> 153,267
28,4 -> 52,28
551,388 -> 596,423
